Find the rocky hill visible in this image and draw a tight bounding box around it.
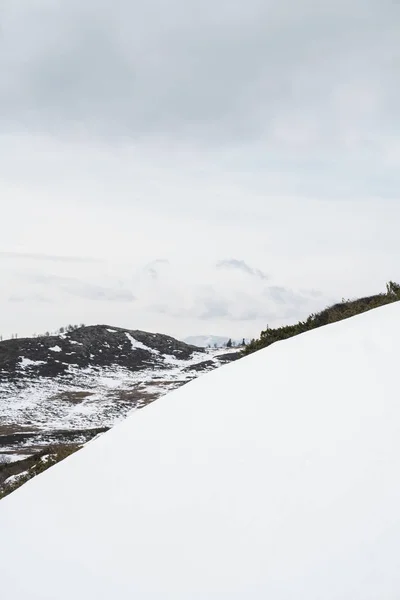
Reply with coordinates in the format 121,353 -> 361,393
0,325 -> 240,497
0,325 -> 202,380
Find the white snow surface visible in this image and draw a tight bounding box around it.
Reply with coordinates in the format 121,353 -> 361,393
0,453 -> 31,464
19,357 -> 47,369
49,345 -> 62,352
0,349 -> 227,434
125,332 -> 159,354
1,302 -> 400,599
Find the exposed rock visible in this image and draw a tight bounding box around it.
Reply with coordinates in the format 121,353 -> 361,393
216,352 -> 242,363
183,360 -> 216,372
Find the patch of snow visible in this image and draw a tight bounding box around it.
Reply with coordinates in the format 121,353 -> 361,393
69,340 -> 83,346
19,358 -> 46,369
0,351 -> 223,433
49,346 -> 62,353
3,471 -> 29,487
1,303 -> 400,597
125,333 -> 159,354
106,329 -> 117,333
0,454 -> 30,464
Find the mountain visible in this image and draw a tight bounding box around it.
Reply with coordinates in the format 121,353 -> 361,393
183,335 -> 246,347
0,325 -> 239,494
1,302 -> 399,598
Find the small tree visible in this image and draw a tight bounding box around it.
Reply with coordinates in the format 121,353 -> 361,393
386,281 -> 400,296
226,338 -> 232,348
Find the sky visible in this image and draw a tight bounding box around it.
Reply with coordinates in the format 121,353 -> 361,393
1,0 -> 400,341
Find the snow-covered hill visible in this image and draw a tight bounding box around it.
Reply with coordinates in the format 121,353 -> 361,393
0,325 -> 238,473
1,302 -> 400,598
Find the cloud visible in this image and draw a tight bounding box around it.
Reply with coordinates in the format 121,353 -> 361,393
217,259 -> 268,280
1,0 -> 399,152
32,274 -> 135,302
0,251 -> 101,264
0,1 -> 400,340
199,298 -> 231,320
8,293 -> 53,304
265,286 -> 309,307
142,259 -> 170,280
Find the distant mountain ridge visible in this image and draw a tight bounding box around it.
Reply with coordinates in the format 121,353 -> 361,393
183,335 -> 247,348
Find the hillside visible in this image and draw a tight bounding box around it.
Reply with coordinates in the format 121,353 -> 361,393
0,325 -> 238,497
0,324 -> 201,379
244,280 -> 400,354
1,302 -> 399,598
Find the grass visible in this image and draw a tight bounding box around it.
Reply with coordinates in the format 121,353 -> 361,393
243,281 -> 400,355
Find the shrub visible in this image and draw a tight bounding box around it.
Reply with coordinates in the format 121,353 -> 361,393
243,281 -> 400,355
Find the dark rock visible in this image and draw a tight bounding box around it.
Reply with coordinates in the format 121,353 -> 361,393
216,352 -> 242,363
183,360 -> 216,372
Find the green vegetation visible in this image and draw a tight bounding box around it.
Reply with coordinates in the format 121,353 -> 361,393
244,281 -> 400,356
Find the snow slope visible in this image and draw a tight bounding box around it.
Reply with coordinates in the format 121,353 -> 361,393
0,327 -> 238,465
1,302 -> 400,599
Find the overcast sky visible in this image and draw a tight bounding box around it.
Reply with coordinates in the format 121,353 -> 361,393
1,0 -> 400,340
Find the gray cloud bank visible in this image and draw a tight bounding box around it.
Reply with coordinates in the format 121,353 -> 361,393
217,259 -> 268,280
1,0 -> 399,150
0,252 -> 101,264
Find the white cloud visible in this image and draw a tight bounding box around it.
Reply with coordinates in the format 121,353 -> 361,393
0,1 -> 400,340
